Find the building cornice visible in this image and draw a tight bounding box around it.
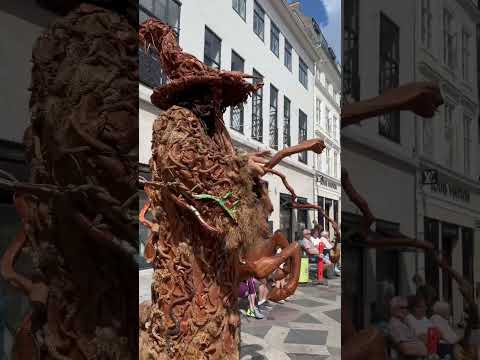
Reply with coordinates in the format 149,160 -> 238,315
418,60 -> 479,108
275,0 -> 320,63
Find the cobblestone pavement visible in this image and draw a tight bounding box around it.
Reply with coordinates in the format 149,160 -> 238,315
139,269 -> 341,360
240,279 -> 341,360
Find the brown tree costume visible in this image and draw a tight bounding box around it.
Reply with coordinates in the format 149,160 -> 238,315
340,82 -> 480,360
0,4 -> 138,359
137,20 -> 341,359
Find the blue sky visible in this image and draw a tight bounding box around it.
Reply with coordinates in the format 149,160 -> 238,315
292,0 -> 341,63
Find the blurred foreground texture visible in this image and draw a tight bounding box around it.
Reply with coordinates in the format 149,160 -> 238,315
0,4 -> 139,359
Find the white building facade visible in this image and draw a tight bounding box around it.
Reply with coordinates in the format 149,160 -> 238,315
342,0 -> 420,328
289,3 -> 342,240
139,0 -> 341,244
415,0 -> 480,324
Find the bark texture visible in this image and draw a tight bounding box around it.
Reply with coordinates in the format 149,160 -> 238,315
1,4 -> 138,359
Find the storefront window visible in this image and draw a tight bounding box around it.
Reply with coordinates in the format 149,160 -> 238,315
280,193 -> 293,243
296,197 -> 308,240
441,222 -> 458,304
462,227 -> 474,284
317,196 -> 325,230
424,218 -> 440,293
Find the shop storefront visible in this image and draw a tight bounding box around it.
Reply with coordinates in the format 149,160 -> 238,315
418,167 -> 480,323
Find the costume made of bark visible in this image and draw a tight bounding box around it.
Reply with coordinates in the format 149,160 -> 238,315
1,4 -> 138,359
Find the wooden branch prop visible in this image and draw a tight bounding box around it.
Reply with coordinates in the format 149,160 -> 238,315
341,81 -> 444,128
264,139 -> 326,170
263,167 -> 341,260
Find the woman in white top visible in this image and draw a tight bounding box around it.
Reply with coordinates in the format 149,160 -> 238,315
405,295 -> 433,344
311,227 -> 321,248
430,301 -> 461,345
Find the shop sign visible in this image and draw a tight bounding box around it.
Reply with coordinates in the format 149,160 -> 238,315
430,182 -> 470,203
316,175 -> 338,190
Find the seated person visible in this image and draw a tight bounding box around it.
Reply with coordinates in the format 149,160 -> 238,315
405,295 -> 433,344
256,278 -> 273,310
430,301 -> 461,358
388,296 -> 428,359
238,278 -> 264,319
299,229 -> 319,256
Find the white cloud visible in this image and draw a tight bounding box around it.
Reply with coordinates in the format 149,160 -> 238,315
319,0 -> 341,63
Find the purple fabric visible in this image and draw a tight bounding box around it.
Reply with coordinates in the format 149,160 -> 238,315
239,278 -> 257,298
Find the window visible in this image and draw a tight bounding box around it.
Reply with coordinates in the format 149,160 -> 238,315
423,114 -> 434,156
280,194 -> 293,242
333,151 -> 338,178
252,69 -> 264,142
230,51 -> 245,132
444,103 -> 454,168
462,30 -> 471,80
299,58 -> 308,89
443,9 -> 456,69
326,148 -> 331,175
285,40 -> 292,70
315,98 -> 321,128
334,115 -> 339,140
139,0 -> 181,88
253,1 -> 265,41
269,85 -> 279,149
298,110 -> 308,163
462,227 -> 474,285
271,22 -> 280,57
283,96 -> 291,147
421,0 -> 432,49
464,116 -> 471,175
204,27 -> 221,69
379,14 -> 400,143
343,0 -> 360,102
325,108 -> 331,134
232,0 -> 246,21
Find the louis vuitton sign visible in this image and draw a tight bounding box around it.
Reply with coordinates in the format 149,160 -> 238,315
316,175 -> 338,190
430,182 -> 470,203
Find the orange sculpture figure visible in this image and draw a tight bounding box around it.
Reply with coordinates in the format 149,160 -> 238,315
137,19 -> 342,359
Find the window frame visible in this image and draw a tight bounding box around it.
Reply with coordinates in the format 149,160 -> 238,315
270,21 -> 280,57
299,57 -> 308,89
252,69 -> 264,142
298,109 -> 308,164
204,26 -> 222,70
232,0 -> 246,21
284,40 -> 293,71
269,84 -> 279,149
283,96 -> 291,148
421,0 -> 432,49
343,0 -> 360,102
462,29 -> 471,81
378,12 -> 401,143
253,1 -> 265,41
443,8 -> 456,69
139,0 -> 181,89
463,115 -> 471,175
230,50 -> 245,133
